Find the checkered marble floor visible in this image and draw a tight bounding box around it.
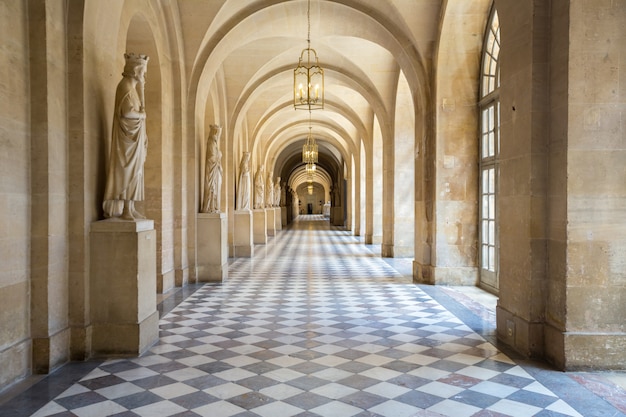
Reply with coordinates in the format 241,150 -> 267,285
14,215 -> 622,416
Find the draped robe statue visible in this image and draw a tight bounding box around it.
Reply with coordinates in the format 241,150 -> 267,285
236,152 -> 251,211
274,177 -> 281,207
266,172 -> 274,208
254,165 -> 265,209
201,125 -> 223,213
103,53 -> 149,220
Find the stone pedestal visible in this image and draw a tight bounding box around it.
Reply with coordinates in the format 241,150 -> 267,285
266,208 -> 276,236
253,209 -> 267,244
197,212 -> 228,281
90,219 -> 159,357
274,207 -> 282,231
332,206 -> 343,226
234,210 -> 253,257
281,207 -> 288,227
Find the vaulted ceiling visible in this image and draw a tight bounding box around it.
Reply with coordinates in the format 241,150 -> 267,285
178,0 -> 442,188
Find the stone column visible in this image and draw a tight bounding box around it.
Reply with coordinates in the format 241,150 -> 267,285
541,1 -> 626,370
496,0 -> 549,361
90,219 -> 159,356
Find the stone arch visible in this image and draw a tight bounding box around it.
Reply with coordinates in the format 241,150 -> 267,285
414,0 -> 491,284
391,70 -> 415,258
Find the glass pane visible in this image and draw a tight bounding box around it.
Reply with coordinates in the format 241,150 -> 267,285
482,220 -> 489,240
482,135 -> 490,159
489,220 -> 495,245
488,106 -> 494,130
489,247 -> 496,270
489,195 -> 495,218
482,170 -> 489,191
487,32 -> 495,54
496,103 -> 500,152
482,247 -> 489,268
489,168 -> 495,193
482,195 -> 489,218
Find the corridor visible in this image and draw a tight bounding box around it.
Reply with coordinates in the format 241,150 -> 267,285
2,216 -> 625,417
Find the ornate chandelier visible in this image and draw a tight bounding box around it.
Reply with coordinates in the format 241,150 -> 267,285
294,0 -> 324,111
302,125 -> 318,164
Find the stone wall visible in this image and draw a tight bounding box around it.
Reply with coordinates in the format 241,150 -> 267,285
495,0 -> 550,359
0,0 -> 32,389
560,0 -> 626,370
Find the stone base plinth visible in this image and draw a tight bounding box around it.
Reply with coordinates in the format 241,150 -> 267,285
274,207 -> 282,231
332,207 -> 343,226
90,219 -> 158,356
281,207 -> 288,227
253,209 -> 267,244
266,208 -> 276,236
234,210 -> 253,257
496,305 -> 544,360
197,212 -> 228,281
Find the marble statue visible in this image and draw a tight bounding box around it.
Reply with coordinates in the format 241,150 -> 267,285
333,182 -> 341,206
266,171 -> 274,208
103,52 -> 149,220
274,177 -> 281,207
281,183 -> 287,207
236,152 -> 251,211
201,124 -> 223,213
254,165 -> 265,209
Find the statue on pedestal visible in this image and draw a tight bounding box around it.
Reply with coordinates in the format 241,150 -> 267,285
281,183 -> 287,207
254,165 -> 265,209
266,172 -> 274,208
236,152 -> 251,211
201,124 -> 223,213
274,177 -> 281,207
103,52 -> 149,220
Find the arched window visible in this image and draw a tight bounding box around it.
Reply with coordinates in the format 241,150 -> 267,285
479,6 -> 500,294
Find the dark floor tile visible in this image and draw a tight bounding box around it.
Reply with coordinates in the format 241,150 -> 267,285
113,390 -> 163,409
337,374 -> 380,390
287,376 -> 329,391
78,374 -> 128,390
237,375 -> 280,391
394,389 -> 444,409
288,361 -> 329,375
341,390 -> 388,409
336,360 -> 375,374
506,389 -> 560,408
110,411 -> 142,417
131,374 -> 178,390
99,361 -> 141,374
146,361 -> 187,374
169,391 -> 219,409
438,373 -> 483,389
283,392 -> 332,410
428,359 -> 469,373
387,374 -> 430,389
381,360 -> 419,373
450,389 -> 500,408
54,391 -> 108,410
